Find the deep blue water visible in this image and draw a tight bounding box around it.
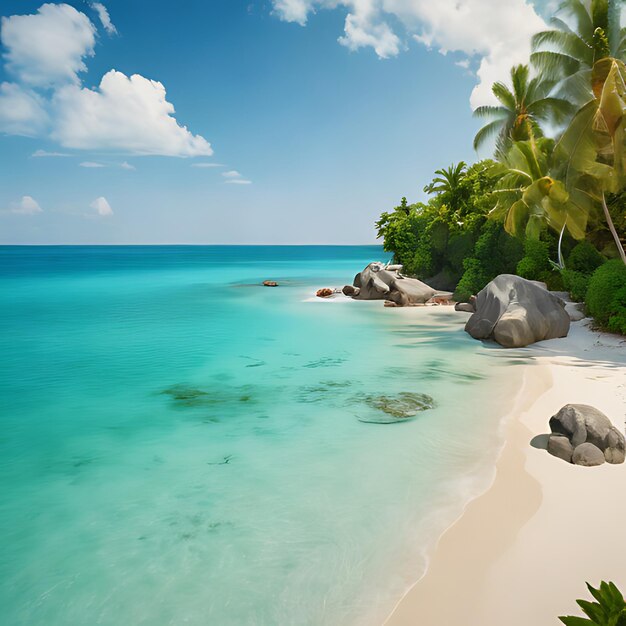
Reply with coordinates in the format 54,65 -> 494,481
0,246 -> 511,625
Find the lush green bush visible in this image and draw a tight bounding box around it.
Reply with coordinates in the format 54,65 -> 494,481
562,269 -> 590,302
454,221 -> 523,300
567,240 -> 606,274
516,238 -> 551,279
608,286 -> 626,335
586,260 -> 626,335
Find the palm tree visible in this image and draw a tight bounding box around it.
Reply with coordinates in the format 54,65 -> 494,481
555,56 -> 626,263
423,162 -> 466,195
473,64 -> 573,155
531,0 -> 625,104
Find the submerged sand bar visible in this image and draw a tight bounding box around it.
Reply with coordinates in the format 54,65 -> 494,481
385,318 -> 626,625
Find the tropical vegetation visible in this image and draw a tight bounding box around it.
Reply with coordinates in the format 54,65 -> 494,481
376,0 -> 626,334
559,581 -> 626,625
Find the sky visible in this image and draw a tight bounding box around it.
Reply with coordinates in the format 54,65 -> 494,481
0,0 -> 553,244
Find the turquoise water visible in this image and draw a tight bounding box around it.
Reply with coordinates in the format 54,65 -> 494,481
0,246 -> 514,625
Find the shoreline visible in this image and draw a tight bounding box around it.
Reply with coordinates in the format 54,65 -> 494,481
384,318 -> 626,625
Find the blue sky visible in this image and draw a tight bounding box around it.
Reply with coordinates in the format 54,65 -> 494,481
0,0 -> 551,244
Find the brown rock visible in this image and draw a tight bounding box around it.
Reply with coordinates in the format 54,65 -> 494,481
316,288 -> 334,298
263,280 -> 278,287
547,434 -> 573,463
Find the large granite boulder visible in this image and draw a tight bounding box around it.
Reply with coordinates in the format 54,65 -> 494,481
345,262 -> 451,306
465,274 -> 570,348
547,404 -> 625,465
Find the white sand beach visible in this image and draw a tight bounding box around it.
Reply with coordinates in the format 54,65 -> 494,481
385,317 -> 626,626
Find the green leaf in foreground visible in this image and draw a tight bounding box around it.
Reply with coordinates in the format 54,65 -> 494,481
559,581 -> 626,626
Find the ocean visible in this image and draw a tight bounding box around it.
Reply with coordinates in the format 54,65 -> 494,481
0,245 -> 515,625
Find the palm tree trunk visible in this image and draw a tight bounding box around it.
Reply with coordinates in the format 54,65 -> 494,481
602,192 -> 626,264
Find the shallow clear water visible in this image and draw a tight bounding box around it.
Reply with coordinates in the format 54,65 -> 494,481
0,246 -> 514,625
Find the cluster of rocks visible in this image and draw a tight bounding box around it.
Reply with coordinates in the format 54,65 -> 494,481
342,262 -> 452,306
547,404 -> 625,466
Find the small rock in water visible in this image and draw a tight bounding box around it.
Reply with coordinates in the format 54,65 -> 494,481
316,288 -> 334,298
263,280 -> 278,287
360,392 -> 435,423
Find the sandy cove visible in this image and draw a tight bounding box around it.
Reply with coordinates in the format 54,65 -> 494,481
385,316 -> 626,626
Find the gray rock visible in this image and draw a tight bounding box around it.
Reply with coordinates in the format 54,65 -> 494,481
572,443 -> 605,467
547,434 -> 574,463
345,262 -> 451,306
565,302 -> 585,321
465,274 -> 570,348
549,404 -> 590,448
455,302 -> 475,313
605,428 -> 626,464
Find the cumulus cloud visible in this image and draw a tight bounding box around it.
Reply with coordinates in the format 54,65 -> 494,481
0,82 -> 48,135
51,70 -> 213,156
1,3 -> 95,87
191,162 -> 224,168
272,0 -> 546,107
91,2 -> 117,35
120,161 -> 135,170
225,179 -> 252,185
222,170 -> 243,178
90,196 -> 113,216
0,4 -> 213,157
11,195 -> 43,214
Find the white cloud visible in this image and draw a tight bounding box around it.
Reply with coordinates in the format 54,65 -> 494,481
90,196 -> 113,216
0,5 -> 213,157
91,2 -> 117,35
0,82 -> 48,135
272,0 -> 546,107
1,3 -> 96,87
51,70 -> 213,156
222,170 -> 242,178
455,59 -> 470,69
191,162 -> 224,168
272,0 -> 312,25
120,161 -> 135,170
32,148 -> 70,157
225,179 -> 252,185
11,195 -> 42,214
80,161 -> 104,167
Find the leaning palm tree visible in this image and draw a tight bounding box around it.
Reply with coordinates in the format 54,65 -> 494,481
473,64 -> 573,155
531,0 -> 625,105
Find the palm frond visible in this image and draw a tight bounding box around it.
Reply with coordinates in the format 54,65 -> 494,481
531,50 -> 582,77
532,30 -> 593,65
491,82 -> 516,110
473,119 -> 504,152
472,105 -> 509,119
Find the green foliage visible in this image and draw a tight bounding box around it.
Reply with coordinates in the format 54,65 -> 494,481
586,259 -> 626,334
376,161 -> 507,294
516,238 -> 551,279
562,269 -> 591,301
568,241 -> 606,273
559,581 -> 626,625
455,221 -> 523,300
